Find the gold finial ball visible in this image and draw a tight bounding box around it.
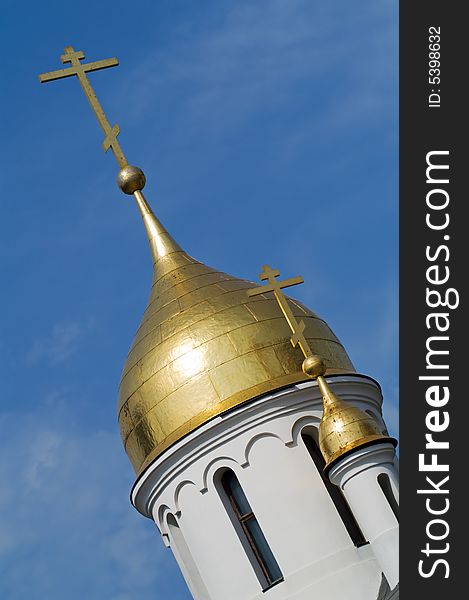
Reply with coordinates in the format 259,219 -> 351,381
117,165 -> 146,195
302,354 -> 327,379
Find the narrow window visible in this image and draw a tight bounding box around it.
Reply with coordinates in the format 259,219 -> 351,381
221,470 -> 283,591
377,473 -> 399,522
302,433 -> 367,547
167,514 -> 211,600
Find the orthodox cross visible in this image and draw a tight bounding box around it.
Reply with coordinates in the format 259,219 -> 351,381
38,46 -> 128,168
247,265 -> 312,358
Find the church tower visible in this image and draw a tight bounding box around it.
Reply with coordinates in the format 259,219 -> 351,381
39,47 -> 399,600
117,167 -> 399,600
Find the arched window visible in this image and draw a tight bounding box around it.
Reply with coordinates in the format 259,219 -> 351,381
302,433 -> 367,547
167,514 -> 211,600
220,470 -> 283,591
377,473 -> 399,522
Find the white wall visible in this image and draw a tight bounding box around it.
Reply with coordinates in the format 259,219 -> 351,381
329,444 -> 399,588
132,375 -> 397,600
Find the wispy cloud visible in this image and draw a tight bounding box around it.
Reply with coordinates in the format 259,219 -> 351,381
118,0 -> 396,144
23,428 -> 63,490
26,320 -> 92,366
0,407 -> 187,600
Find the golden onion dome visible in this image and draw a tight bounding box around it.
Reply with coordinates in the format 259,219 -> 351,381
308,359 -> 397,471
118,180 -> 355,475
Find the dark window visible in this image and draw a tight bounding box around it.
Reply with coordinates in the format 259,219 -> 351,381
302,433 -> 367,547
377,473 -> 399,522
221,470 -> 283,590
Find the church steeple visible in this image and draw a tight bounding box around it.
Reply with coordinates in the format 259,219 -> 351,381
39,46 -> 399,600
39,45 -> 355,474
117,165 -> 184,261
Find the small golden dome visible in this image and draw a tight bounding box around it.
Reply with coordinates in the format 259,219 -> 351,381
118,190 -> 355,475
317,375 -> 396,471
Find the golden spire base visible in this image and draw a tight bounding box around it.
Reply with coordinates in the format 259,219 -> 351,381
116,165 -> 183,262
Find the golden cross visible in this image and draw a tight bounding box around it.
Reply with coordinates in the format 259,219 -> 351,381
247,265 -> 312,358
38,46 -> 128,168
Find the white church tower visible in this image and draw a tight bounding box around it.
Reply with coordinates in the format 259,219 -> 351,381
38,46 -> 399,600
116,166 -> 399,600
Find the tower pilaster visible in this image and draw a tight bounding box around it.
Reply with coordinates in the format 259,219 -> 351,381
328,443 -> 399,589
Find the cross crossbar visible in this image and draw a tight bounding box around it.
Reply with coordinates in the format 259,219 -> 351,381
38,46 -> 127,168
247,264 -> 312,358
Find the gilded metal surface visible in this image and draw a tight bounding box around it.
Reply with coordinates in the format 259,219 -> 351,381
118,195 -> 355,474
39,46 -> 128,168
317,375 -> 395,471
302,354 -> 327,378
117,165 -> 146,194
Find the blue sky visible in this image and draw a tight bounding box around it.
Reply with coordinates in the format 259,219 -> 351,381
0,1 -> 397,598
